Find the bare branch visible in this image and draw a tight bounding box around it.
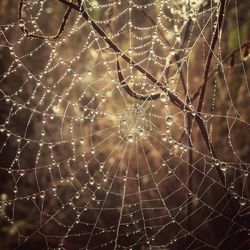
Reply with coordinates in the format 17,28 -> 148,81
197,0 -> 226,112
191,41 -> 250,103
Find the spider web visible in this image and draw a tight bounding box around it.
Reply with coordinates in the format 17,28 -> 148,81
0,0 -> 249,249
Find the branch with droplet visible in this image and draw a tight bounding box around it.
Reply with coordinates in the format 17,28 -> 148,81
196,0 -> 227,113
116,59 -> 160,101
190,40 -> 250,103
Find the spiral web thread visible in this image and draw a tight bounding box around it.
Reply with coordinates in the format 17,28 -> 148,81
0,0 -> 249,249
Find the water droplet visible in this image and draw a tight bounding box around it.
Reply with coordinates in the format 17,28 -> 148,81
52,185 -> 56,192
91,147 -> 95,154
100,162 -> 104,170
75,192 -> 80,199
162,134 -> 167,141
127,134 -> 134,143
160,94 -> 168,103
18,19 -> 25,28
40,191 -> 45,198
239,197 -> 246,206
139,129 -> 144,136
214,160 -> 220,166
165,116 -> 173,126
243,170 -> 248,177
75,217 -> 80,224
220,162 -> 227,172
20,170 -> 25,176
103,175 -> 107,182
89,177 -> 94,185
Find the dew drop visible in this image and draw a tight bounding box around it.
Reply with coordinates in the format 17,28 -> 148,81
20,170 -> 25,176
89,177 -> 94,185
160,94 -> 168,103
214,160 -> 220,166
40,191 -> 45,198
100,162 -> 104,170
239,197 -> 246,206
243,170 -> 248,177
75,217 -> 80,224
75,192 -> 80,199
52,185 -> 56,192
103,175 -> 107,182
162,134 -> 167,141
220,162 -> 227,172
91,147 -> 95,154
139,129 -> 144,136
233,192 -> 238,199
127,134 -> 134,143
165,116 -> 173,126
18,19 -> 25,28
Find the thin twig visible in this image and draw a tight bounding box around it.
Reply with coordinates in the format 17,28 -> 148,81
197,0 -> 226,113
191,41 -> 250,103
186,113 -> 193,248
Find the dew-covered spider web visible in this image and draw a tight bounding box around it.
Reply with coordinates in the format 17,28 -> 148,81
0,0 -> 250,249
